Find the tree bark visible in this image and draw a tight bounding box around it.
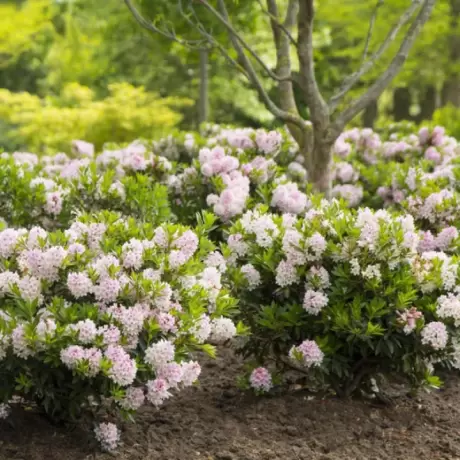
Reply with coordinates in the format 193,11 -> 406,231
362,99 -> 378,128
267,0 -> 305,147
198,49 -> 209,124
306,134 -> 334,197
393,87 -> 411,121
418,85 -> 436,121
442,81 -> 460,107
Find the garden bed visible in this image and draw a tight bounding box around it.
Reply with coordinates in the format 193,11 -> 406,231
1,347 -> 460,460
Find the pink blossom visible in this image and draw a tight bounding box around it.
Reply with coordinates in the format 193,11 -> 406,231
436,226 -> 458,251
119,386 -> 145,411
418,127 -> 430,144
157,362 -> 183,387
146,378 -> 171,406
255,130 -> 282,155
94,422 -> 119,452
289,340 -> 324,368
398,307 -> 423,334
418,231 -> 437,253
275,260 -> 298,287
271,182 -> 309,214
431,126 -> 445,147
105,345 -> 137,386
145,340 -> 175,368
249,367 -> 272,392
72,140 -> 94,158
303,289 -> 328,314
45,191 -> 63,215
67,272 -> 93,298
94,278 -> 120,303
181,361 -> 201,386
424,147 -> 441,163
421,322 -> 448,350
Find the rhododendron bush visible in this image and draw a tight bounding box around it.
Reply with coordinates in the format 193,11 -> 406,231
4,123 -> 460,234
224,201 -> 460,396
1,121 -> 460,450
0,211 -> 238,447
0,146 -> 171,229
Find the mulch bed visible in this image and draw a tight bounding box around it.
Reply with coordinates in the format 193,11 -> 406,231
1,347 -> 460,460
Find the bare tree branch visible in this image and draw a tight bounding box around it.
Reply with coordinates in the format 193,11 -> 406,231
265,0 -> 306,146
124,0 -> 209,49
329,0 -> 423,112
211,0 -> 305,129
197,0 -> 293,83
361,0 -> 385,64
297,0 -> 328,129
256,0 -> 298,47
332,0 -> 436,134
177,0 -> 249,78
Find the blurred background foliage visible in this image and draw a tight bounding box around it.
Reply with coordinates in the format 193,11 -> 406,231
0,0 -> 459,152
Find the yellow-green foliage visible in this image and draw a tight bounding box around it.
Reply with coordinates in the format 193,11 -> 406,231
0,0 -> 54,65
0,82 -> 192,152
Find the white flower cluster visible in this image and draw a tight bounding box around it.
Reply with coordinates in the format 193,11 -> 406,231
0,215 -> 238,449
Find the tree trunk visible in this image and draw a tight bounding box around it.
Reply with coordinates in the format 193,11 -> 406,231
362,100 -> 378,128
305,133 -> 334,197
310,165 -> 332,197
198,49 -> 209,124
393,87 -> 411,121
442,81 -> 460,107
418,85 -> 436,121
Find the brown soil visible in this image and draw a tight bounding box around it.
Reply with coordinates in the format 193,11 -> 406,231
2,348 -> 460,460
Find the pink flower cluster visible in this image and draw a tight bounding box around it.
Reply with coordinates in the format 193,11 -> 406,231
94,422 -> 120,452
397,307 -> 423,334
421,321 -> 448,350
418,227 -> 458,253
332,184 -> 363,207
271,182 -> 309,214
249,367 -> 273,392
199,146 -> 239,177
255,130 -> 283,155
303,289 -> 328,314
289,340 -> 324,369
242,156 -> 276,184
207,171 -> 250,220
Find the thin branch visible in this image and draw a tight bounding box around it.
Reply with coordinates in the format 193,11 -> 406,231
332,0 -> 436,134
283,0 -> 299,29
297,0 -> 328,128
197,0 -> 293,83
266,0 -> 298,79
329,0 -> 423,112
124,0 -> 209,49
213,0 -> 306,129
265,0 -> 305,147
267,0 -> 282,51
256,0 -> 298,47
361,0 -> 385,64
178,0 -> 249,78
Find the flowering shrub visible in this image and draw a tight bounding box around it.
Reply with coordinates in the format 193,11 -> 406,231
0,153 -> 171,229
2,121 -> 460,449
165,126 -> 308,224
3,121 -> 460,230
224,200 -> 460,396
0,211 -> 238,449
0,129 -> 306,229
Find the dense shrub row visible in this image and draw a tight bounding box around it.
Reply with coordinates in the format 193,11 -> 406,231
1,122 -> 460,450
